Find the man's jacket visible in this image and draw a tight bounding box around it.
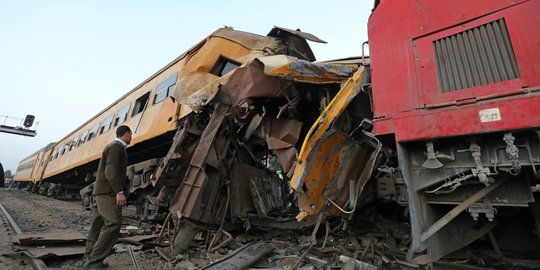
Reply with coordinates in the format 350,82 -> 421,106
93,140 -> 127,195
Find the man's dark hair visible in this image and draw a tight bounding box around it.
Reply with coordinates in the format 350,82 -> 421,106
116,125 -> 131,137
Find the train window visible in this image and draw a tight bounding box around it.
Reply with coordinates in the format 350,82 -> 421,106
132,92 -> 150,116
79,130 -> 89,146
154,74 -> 177,104
100,115 -> 114,134
69,138 -> 77,151
210,56 -> 240,77
114,104 -> 131,127
60,144 -> 68,156
87,123 -> 100,141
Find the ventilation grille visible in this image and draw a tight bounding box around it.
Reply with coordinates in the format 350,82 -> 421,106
433,19 -> 519,93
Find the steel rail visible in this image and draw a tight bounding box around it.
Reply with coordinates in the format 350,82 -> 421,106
0,202 -> 48,270
127,244 -> 141,270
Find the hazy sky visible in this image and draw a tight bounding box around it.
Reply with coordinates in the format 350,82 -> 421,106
0,0 -> 373,172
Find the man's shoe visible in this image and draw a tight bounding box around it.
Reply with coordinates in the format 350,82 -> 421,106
147,195 -> 167,207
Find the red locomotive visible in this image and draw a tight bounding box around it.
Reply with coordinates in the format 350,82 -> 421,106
369,0 -> 540,263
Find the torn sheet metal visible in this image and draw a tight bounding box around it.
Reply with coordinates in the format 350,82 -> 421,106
249,174 -> 283,218
290,67 -> 375,221
269,26 -> 327,44
172,26 -> 331,112
11,231 -> 86,245
200,55 -> 357,113
268,26 -> 325,62
170,104 -> 233,224
201,242 -> 274,270
264,118 -> 303,174
296,130 -> 370,220
259,55 -> 357,84
19,245 -> 86,259
290,67 -> 367,189
217,59 -> 285,109
172,27 -> 286,111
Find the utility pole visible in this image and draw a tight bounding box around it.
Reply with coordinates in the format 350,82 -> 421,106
0,115 -> 37,137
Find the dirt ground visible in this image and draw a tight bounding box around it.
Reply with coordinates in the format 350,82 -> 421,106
0,188 -> 169,270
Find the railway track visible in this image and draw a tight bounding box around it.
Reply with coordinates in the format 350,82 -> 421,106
0,189 -> 169,269
0,201 -> 47,270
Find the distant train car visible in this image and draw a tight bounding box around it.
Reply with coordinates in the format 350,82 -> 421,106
13,143 -> 54,191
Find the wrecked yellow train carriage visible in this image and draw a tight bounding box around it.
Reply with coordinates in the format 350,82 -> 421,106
290,66 -> 381,221
151,54 -> 363,253
173,27 -> 326,112
16,27 -> 322,201
44,28 -> 291,183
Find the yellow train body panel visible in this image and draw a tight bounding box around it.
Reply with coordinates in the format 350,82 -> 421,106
290,67 -> 370,221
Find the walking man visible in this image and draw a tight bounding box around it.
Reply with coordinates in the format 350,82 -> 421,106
83,125 -> 132,269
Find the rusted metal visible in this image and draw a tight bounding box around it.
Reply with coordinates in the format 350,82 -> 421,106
157,211 -> 172,243
207,229 -> 233,253
170,104 -> 232,224
290,67 -> 379,221
201,242 -> 274,270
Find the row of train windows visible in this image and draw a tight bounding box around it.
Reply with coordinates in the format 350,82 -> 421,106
17,160 -> 34,171
49,74 -> 177,161
47,56 -> 240,163
18,159 -> 36,171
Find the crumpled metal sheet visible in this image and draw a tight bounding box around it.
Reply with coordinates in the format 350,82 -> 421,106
249,174 -> 283,218
290,67 -> 374,221
291,67 -> 367,190
217,59 -> 284,108
171,27 -> 285,112
259,55 -> 357,84
268,26 -> 327,44
11,231 -> 86,245
263,118 -> 303,174
170,104 -> 231,223
19,245 -> 86,259
229,162 -> 258,219
181,54 -> 358,112
294,130 -> 369,220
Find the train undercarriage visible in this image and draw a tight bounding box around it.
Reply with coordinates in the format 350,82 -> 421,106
387,130 -> 540,263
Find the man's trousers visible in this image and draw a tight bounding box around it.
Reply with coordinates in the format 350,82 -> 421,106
83,194 -> 122,267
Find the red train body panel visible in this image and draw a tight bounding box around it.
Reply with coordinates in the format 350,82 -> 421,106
369,0 -> 540,141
